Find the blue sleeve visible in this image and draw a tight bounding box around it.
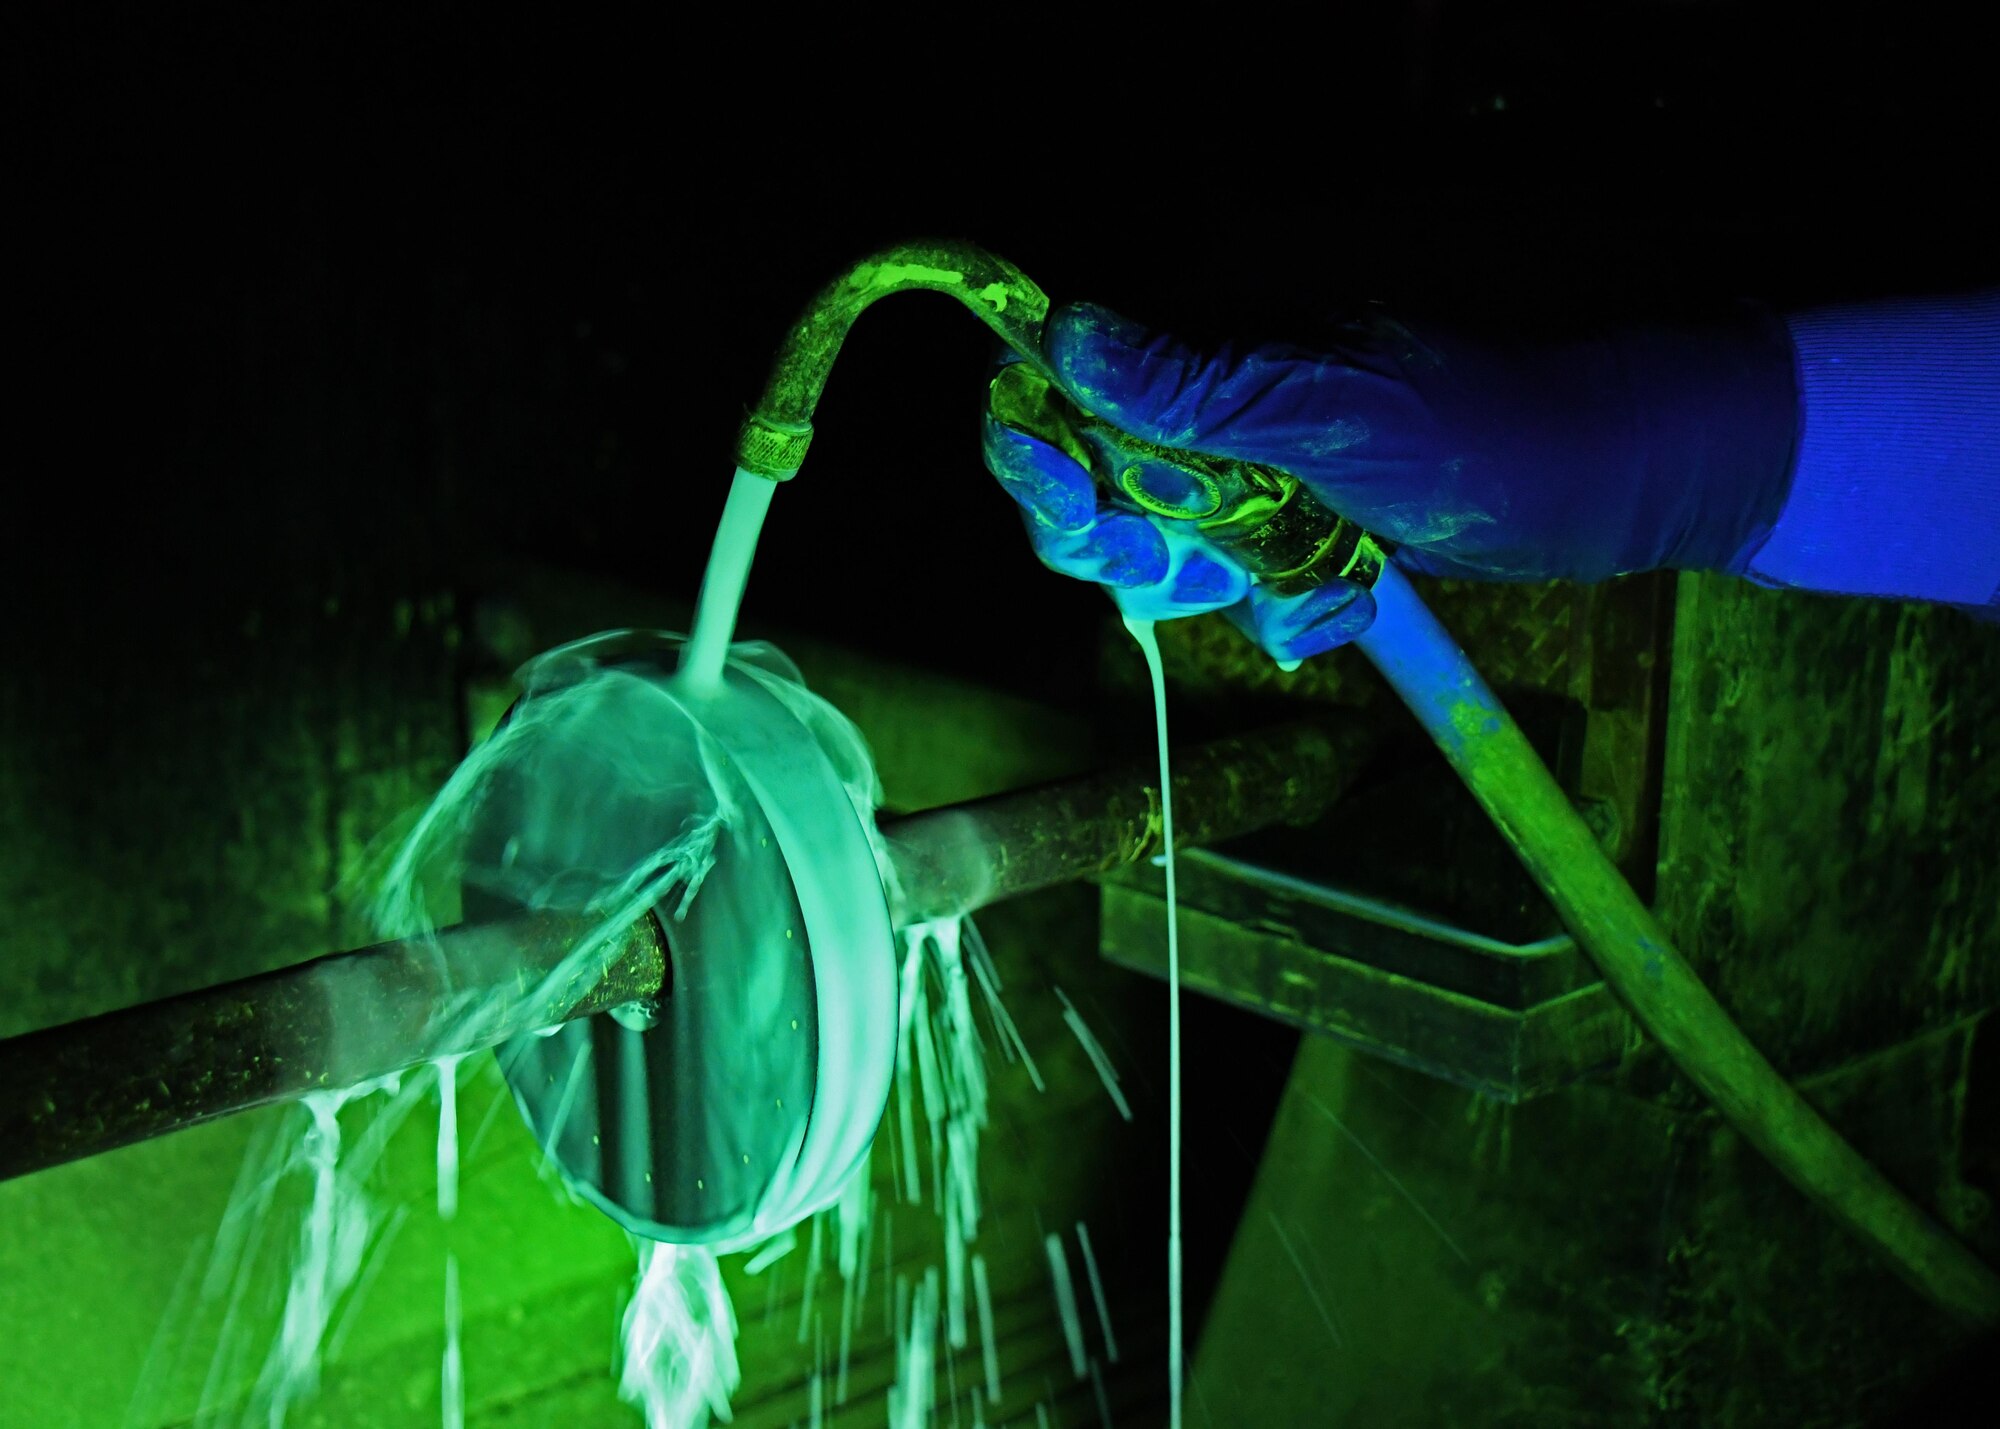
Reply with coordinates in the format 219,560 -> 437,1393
1740,290 -> 2000,610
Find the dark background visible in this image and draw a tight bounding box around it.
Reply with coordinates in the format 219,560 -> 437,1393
14,5 -> 1996,709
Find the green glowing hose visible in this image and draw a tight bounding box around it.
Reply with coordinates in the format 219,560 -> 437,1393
1358,565 -> 2000,1326
736,241 -> 1055,479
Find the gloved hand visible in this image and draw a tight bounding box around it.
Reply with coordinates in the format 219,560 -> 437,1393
983,300 -> 1799,662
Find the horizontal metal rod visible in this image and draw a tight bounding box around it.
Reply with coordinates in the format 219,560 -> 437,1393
0,716 -> 1370,1183
880,717 -> 1373,921
0,912 -> 669,1184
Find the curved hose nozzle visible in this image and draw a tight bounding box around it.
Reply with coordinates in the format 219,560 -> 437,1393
736,241 -> 1054,478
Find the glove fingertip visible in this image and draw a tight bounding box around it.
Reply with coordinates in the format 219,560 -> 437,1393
1024,509 -> 1171,590
1277,587 -> 1378,660
1090,511 -> 1172,588
1019,511 -> 1106,584
983,418 -> 1096,529
1234,580 -> 1378,664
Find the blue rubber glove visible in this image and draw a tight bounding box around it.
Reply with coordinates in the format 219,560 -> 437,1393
982,356 -> 1377,665
984,300 -> 1800,660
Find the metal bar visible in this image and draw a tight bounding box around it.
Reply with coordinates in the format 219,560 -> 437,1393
880,718 -> 1374,921
0,913 -> 668,1183
0,716 -> 1370,1183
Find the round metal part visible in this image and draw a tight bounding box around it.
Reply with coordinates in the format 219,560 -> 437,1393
473,631 -> 897,1250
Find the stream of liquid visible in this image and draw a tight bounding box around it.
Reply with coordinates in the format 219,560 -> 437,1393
679,468 -> 778,691
1122,615 -> 1183,1429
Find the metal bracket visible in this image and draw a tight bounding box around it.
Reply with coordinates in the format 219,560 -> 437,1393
1101,847 -> 1634,1102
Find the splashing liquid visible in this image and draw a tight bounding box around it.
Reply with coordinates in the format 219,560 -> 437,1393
1121,615 -> 1183,1429
167,459 -> 1063,1429
618,1240 -> 742,1426
170,628 -> 754,1427
162,1069 -> 420,1429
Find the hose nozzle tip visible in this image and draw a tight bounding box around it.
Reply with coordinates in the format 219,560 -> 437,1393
736,416 -> 812,479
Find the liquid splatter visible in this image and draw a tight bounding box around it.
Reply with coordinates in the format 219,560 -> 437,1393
889,1267 -> 942,1429
155,1068 -> 426,1429
1053,987 -> 1133,1122
1045,1232 -> 1087,1381
617,1240 -> 741,1428
1090,1356 -> 1116,1426
1076,1220 -> 1119,1364
972,1252 -> 1002,1406
1264,1212 -> 1343,1348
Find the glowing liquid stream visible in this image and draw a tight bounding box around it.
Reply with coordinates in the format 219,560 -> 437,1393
441,1253 -> 464,1429
1045,1232 -> 1087,1381
968,941 -> 1043,1089
744,1229 -> 795,1276
1076,1220 -> 1119,1364
890,1268 -> 942,1429
1053,987 -> 1132,1121
810,1313 -> 826,1428
896,941 -> 926,1204
798,1213 -> 823,1343
1091,1357 -> 1116,1427
972,1253 -> 1002,1405
837,1265 -> 857,1404
1122,615 -> 1182,1429
436,1056 -> 462,1222
946,1201 -> 968,1349
263,1091 -> 356,1410
680,467 -> 777,692
438,1056 -> 465,1429
1265,1212 -> 1343,1348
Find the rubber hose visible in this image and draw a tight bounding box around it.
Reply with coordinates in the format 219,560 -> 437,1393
1354,563 -> 2000,1325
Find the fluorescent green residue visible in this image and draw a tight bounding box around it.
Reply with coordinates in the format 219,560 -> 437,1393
849,265 -> 1014,317
1447,696 -> 1504,744
849,261 -> 965,296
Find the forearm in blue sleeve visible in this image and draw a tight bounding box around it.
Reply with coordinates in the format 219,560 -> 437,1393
1740,290 -> 2000,609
